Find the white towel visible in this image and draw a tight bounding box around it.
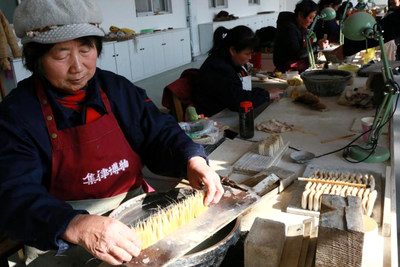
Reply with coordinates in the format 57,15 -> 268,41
384,40 -> 397,61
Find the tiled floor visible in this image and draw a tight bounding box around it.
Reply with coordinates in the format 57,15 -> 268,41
134,55 -> 207,109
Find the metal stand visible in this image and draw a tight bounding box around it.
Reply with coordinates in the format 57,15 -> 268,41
348,32 -> 399,162
339,1 -> 352,45
305,8 -> 336,69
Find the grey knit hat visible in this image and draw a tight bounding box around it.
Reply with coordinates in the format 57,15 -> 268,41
13,0 -> 105,44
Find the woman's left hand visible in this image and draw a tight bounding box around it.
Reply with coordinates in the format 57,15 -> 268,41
186,156 -> 224,206
267,88 -> 285,101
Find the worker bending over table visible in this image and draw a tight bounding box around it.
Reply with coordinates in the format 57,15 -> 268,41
273,0 -> 330,73
314,0 -> 342,43
0,0 -> 223,265
335,7 -> 400,58
336,1 -> 353,21
384,0 -> 400,60
193,25 -> 282,117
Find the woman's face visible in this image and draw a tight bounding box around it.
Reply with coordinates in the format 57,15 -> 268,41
297,11 -> 317,29
331,4 -> 341,11
389,0 -> 400,7
42,40 -> 98,92
230,47 -> 252,67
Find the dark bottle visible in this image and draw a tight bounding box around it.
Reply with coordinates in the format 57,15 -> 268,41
239,101 -> 254,139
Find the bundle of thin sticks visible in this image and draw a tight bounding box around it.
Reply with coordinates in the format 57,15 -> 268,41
132,190 -> 208,249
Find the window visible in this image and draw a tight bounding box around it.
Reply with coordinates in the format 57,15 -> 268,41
135,0 -> 172,17
249,0 -> 260,5
0,0 -> 19,23
209,0 -> 228,8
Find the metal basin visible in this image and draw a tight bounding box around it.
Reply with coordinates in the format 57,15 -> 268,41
170,217 -> 241,267
301,69 -> 352,96
290,150 -> 315,164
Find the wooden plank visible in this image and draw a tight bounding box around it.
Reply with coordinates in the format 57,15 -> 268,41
315,195 -> 364,267
304,237 -> 317,267
390,168 -> 398,267
208,138 -> 254,178
244,218 -> 286,267
297,220 -> 312,267
382,166 -> 392,237
279,224 -> 304,267
286,180 -> 320,218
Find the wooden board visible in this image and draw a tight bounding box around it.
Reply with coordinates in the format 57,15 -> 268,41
244,218 -> 286,267
297,220 -> 312,267
243,217 -> 317,267
232,142 -> 289,175
304,237 -> 317,267
208,138 -> 255,178
315,195 -> 364,267
286,180 -> 320,218
279,224 -> 304,267
382,166 -> 392,237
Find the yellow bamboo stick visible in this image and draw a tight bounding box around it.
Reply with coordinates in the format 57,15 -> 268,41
298,177 -> 367,188
320,134 -> 356,144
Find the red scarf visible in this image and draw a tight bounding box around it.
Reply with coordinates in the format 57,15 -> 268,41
56,88 -> 101,123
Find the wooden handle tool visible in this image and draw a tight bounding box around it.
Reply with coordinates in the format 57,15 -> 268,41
320,134 -> 356,144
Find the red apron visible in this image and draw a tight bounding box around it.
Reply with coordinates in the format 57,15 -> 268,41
286,58 -> 310,73
36,79 -> 150,202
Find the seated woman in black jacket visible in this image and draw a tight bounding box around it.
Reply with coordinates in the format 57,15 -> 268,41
193,26 -> 281,117
273,0 -> 328,73
314,0 -> 342,43
335,6 -> 400,58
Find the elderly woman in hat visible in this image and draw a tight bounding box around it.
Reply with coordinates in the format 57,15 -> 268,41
0,0 -> 223,265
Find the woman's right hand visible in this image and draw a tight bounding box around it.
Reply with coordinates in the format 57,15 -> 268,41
61,214 -> 141,265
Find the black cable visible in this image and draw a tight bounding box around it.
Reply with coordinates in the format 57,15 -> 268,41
346,88 -> 400,162
289,146 -> 300,151
343,142 -> 378,163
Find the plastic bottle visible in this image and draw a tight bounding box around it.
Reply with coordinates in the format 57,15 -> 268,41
239,101 -> 254,139
185,105 -> 204,122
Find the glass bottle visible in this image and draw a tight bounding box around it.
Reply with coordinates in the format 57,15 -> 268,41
239,101 -> 254,139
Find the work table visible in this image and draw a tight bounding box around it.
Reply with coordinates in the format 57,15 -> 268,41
211,77 -> 387,175
99,75 -> 397,267
207,77 -> 395,266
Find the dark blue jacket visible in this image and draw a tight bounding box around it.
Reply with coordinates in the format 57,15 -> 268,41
314,18 -> 340,43
273,12 -> 309,72
343,9 -> 400,56
193,55 -> 270,117
0,68 -> 206,251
